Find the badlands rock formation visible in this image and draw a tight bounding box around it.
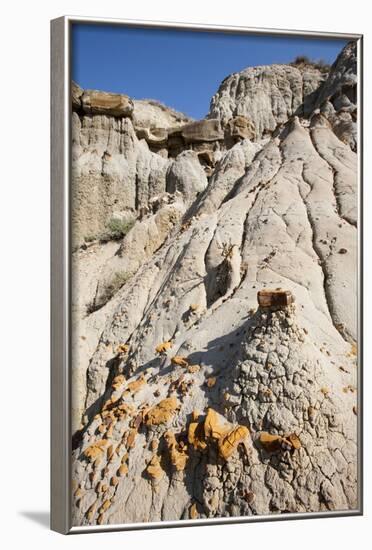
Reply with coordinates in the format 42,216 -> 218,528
71,41 -> 359,526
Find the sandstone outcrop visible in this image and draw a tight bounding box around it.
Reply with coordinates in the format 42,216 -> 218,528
132,98 -> 192,130
225,115 -> 256,147
81,89 -> 134,117
71,41 -> 359,526
208,64 -> 325,137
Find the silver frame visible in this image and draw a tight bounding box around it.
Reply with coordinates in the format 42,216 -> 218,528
51,15 -> 363,535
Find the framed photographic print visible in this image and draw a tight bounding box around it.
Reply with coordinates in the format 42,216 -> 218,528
51,16 -> 363,534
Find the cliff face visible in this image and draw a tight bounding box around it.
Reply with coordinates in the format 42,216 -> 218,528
71,95 -> 185,248
208,63 -> 325,134
71,42 -> 358,526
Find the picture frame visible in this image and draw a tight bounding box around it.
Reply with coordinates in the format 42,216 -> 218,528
51,16 -> 363,534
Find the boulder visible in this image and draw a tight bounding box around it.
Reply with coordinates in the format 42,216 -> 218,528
257,289 -> 294,308
136,126 -> 168,145
81,89 -> 134,117
176,118 -> 224,143
226,115 -> 256,141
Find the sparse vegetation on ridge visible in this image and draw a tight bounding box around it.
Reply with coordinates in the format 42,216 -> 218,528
290,55 -> 331,73
71,42 -> 358,525
101,218 -> 135,242
83,217 -> 135,246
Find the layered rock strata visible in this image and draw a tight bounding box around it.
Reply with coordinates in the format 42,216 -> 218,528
71,41 -> 359,525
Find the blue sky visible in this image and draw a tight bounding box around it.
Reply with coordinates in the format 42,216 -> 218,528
72,24 -> 347,119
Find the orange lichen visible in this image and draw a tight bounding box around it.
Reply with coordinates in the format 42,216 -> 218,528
93,455 -> 103,468
204,408 -> 231,439
209,493 -> 219,511
102,395 -> 121,412
287,433 -> 301,450
111,476 -> 119,487
218,426 -> 250,460
188,364 -> 200,374
179,380 -> 192,396
189,503 -> 199,519
100,499 -> 111,513
320,387 -> 330,396
112,374 -> 125,390
107,444 -> 115,460
190,304 -> 199,312
74,487 -> 83,498
117,344 -> 129,355
206,377 -> 216,388
191,410 -> 200,421
189,408 -> 250,460
116,403 -> 134,417
106,423 -> 114,439
83,440 -> 108,461
164,431 -> 188,471
259,432 -> 284,453
350,342 -> 357,356
171,355 -> 189,368
259,432 -> 300,453
126,376 -> 146,395
145,397 -> 179,426
95,439 -> 109,448
100,411 -> 113,422
188,420 -> 207,451
118,464 -> 129,477
86,503 -> 96,522
126,428 -> 137,449
146,454 -> 164,480
121,453 -> 129,464
155,341 -> 173,354
308,406 -> 316,420
170,374 -> 193,396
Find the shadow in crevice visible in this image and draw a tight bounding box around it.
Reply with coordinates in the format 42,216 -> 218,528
72,354 -> 123,450
204,258 -> 231,308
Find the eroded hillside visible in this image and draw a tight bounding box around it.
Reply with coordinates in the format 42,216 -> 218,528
71,41 -> 359,526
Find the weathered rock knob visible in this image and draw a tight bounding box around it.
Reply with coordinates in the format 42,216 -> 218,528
257,289 -> 294,308
81,90 -> 134,117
